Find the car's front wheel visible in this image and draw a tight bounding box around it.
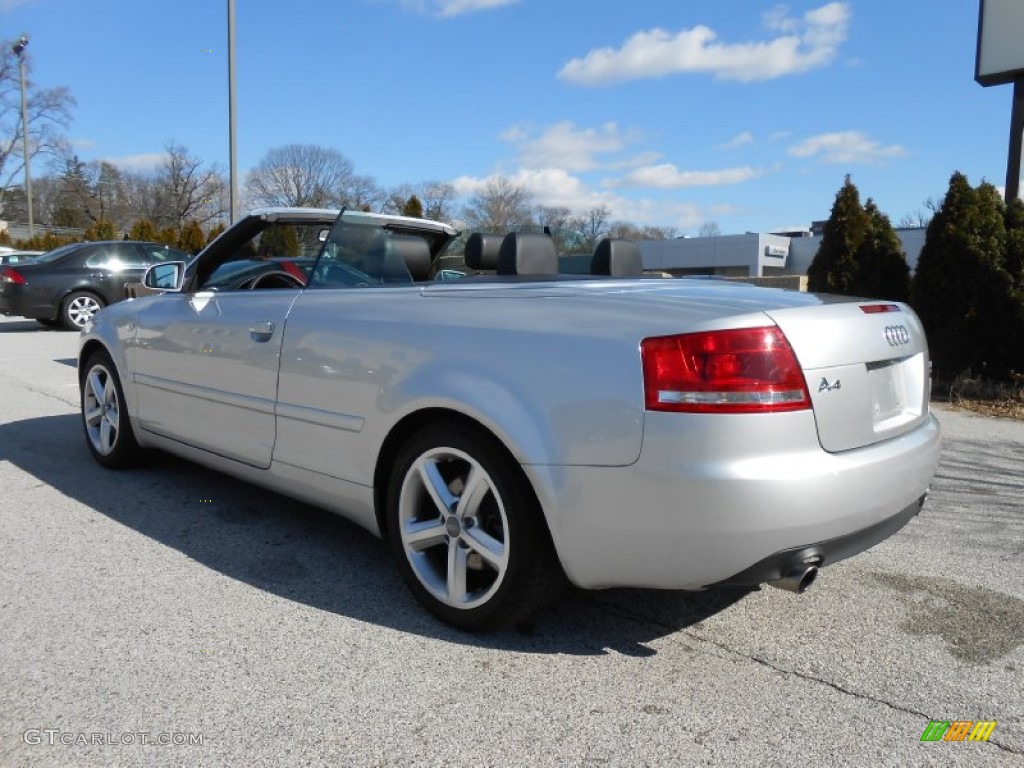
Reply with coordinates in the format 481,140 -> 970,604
61,291 -> 105,330
387,423 -> 565,631
80,350 -> 146,468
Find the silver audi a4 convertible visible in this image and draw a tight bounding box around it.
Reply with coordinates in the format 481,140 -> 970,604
78,208 -> 941,630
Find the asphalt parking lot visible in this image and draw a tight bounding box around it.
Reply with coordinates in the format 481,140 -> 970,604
1,314 -> 1022,767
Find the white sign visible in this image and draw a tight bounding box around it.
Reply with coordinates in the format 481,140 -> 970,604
976,0 -> 1024,86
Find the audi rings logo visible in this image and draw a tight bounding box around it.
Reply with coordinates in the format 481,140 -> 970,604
884,325 -> 911,346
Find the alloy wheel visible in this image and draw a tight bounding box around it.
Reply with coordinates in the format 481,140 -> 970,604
82,363 -> 121,456
397,447 -> 510,609
67,295 -> 102,327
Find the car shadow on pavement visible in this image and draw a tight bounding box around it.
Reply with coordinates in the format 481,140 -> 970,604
0,319 -> 62,332
0,413 -> 751,656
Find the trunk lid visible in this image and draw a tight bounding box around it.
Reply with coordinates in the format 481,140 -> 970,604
765,301 -> 931,452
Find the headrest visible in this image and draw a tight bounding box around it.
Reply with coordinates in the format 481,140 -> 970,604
464,233 -> 502,270
497,232 -> 558,276
591,238 -> 643,276
356,236 -> 413,284
387,234 -> 432,281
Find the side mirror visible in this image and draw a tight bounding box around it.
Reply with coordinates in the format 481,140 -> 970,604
144,261 -> 186,292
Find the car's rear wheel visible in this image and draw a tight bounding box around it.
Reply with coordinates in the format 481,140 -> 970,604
80,350 -> 146,468
61,291 -> 105,330
387,423 -> 565,631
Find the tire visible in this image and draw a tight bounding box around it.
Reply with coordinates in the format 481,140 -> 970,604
387,423 -> 566,631
80,350 -> 147,469
61,291 -> 105,330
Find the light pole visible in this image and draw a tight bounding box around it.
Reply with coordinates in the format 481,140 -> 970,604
227,1 -> 238,224
12,34 -> 32,240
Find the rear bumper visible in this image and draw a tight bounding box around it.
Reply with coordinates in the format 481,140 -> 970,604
706,494 -> 925,587
0,285 -> 55,319
526,410 -> 941,590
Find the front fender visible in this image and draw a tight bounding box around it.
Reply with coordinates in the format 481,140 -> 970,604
79,306 -> 140,423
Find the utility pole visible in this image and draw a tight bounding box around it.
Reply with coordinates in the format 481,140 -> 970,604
228,0 -> 238,224
13,34 -> 32,239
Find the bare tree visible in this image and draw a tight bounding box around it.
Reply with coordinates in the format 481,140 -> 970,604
385,180 -> 457,221
0,47 -> 75,217
121,171 -> 162,227
536,205 -> 572,231
536,204 -> 581,252
607,221 -> 677,240
420,181 -> 457,222
344,173 -> 384,211
897,211 -> 931,228
50,154 -> 115,227
245,143 -> 358,209
898,197 -> 940,228
462,176 -> 534,232
154,142 -> 226,228
697,220 -> 722,237
383,183 -> 418,215
571,205 -> 611,249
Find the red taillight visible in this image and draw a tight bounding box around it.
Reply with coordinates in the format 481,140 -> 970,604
1,267 -> 25,284
641,326 -> 811,413
859,303 -> 901,314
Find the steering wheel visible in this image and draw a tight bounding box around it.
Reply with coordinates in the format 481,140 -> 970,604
249,271 -> 306,289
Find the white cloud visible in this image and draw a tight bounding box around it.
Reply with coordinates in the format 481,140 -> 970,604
763,4 -> 799,33
70,138 -> 97,151
103,152 -> 167,172
451,168 -> 715,230
392,0 -> 518,17
718,131 -> 754,150
436,0 -> 517,16
606,151 -> 664,171
500,121 -> 637,172
786,131 -> 905,165
610,163 -> 774,189
453,167 -> 611,211
558,1 -> 850,86
0,0 -> 38,11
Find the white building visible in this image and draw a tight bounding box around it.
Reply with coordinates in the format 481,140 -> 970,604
638,227 -> 927,278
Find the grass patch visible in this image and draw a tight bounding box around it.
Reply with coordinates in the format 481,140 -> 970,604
932,371 -> 1024,420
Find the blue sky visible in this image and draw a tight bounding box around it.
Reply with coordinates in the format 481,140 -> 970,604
1,0 -> 1015,234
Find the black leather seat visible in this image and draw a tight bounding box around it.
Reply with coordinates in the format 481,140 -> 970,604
591,238 -> 643,276
464,233 -> 502,271
497,232 -> 558,276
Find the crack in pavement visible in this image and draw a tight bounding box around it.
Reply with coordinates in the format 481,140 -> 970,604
587,596 -> 1023,757
20,381 -> 78,410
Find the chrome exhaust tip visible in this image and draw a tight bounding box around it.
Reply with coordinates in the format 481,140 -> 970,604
767,565 -> 818,594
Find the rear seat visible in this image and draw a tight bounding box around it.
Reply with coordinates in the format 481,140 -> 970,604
387,234 -> 431,281
464,233 -> 502,271
497,232 -> 558,275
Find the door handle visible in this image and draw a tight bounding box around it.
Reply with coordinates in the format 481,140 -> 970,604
249,321 -> 275,342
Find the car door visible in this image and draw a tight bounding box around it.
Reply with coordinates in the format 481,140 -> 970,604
129,217 -> 328,468
83,244 -> 153,303
272,217 -> 432,484
132,288 -> 297,468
